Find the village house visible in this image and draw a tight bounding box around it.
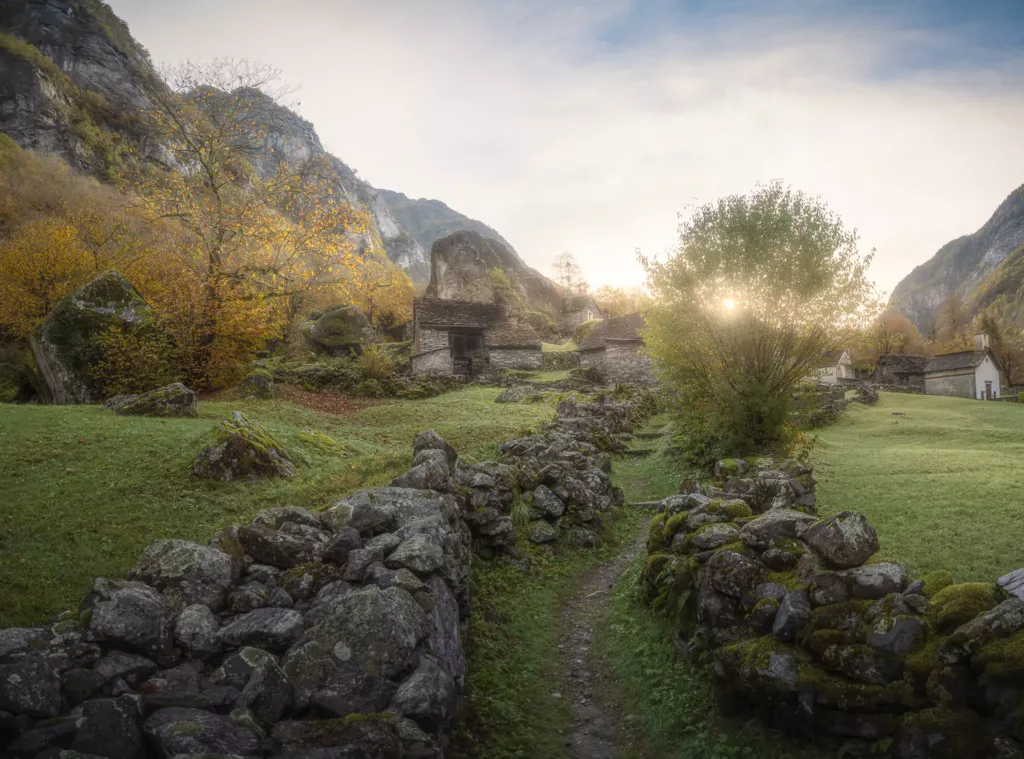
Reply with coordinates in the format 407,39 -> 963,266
559,294 -> 602,334
922,333 -> 1004,400
815,349 -> 856,385
409,297 -> 542,378
577,312 -> 655,385
874,354 -> 930,390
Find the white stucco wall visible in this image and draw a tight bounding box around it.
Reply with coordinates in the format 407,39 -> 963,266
975,355 -> 1001,399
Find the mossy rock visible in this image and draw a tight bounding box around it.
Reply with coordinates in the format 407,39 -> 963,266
973,628 -> 1024,681
110,382 -> 197,417
897,707 -> 984,759
647,514 -> 668,553
305,305 -> 372,354
706,499 -> 753,520
928,582 -> 1004,633
920,570 -> 955,597
31,271 -> 153,404
238,370 -> 274,400
192,411 -> 296,482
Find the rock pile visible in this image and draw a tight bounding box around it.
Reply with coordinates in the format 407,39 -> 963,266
0,432 -> 471,758
643,460 -> 1024,758
457,394 -> 652,554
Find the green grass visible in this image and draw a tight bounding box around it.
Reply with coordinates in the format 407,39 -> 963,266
599,556 -> 833,759
811,392 -> 1024,582
0,387 -> 554,627
541,340 -> 577,353
454,508 -> 648,759
612,414 -> 695,503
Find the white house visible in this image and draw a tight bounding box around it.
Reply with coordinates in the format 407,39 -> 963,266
815,349 -> 855,385
922,334 -> 1004,400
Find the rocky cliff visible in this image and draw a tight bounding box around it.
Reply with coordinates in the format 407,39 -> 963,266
891,183 -> 1024,331
425,230 -> 563,319
0,0 -> 510,284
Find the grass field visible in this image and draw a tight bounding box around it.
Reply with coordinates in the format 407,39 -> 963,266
541,340 -> 577,353
0,387 -> 555,627
811,392 -> 1024,582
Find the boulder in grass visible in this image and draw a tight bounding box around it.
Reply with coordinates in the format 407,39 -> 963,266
192,411 -> 295,481
238,369 -> 274,400
28,271 -> 153,405
106,383 -> 197,417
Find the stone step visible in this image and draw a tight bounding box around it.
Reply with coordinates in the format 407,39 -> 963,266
626,500 -> 662,509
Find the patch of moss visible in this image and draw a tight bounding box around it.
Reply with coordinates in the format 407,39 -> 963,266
746,596 -> 780,622
973,629 -> 1024,681
898,707 -> 982,758
647,514 -> 668,553
928,582 -> 1003,633
920,570 -> 955,597
765,569 -> 807,592
806,628 -> 861,655
706,499 -> 752,519
904,637 -> 942,689
662,512 -> 688,541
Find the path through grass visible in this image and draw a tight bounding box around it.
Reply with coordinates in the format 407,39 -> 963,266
0,387 -> 553,627
811,392 -> 1024,581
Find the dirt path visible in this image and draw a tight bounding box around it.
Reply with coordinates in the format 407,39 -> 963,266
560,524 -> 648,759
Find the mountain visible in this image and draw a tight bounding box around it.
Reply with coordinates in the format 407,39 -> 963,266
0,0 -> 511,284
891,183 -> 1024,332
378,189 -> 512,255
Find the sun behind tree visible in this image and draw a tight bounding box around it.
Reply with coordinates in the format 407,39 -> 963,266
644,181 -> 879,464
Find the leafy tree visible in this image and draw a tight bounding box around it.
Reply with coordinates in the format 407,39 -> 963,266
644,181 -> 879,464
593,285 -> 652,317
121,59 -> 371,385
551,251 -> 588,296
938,292 -> 972,347
850,311 -> 928,370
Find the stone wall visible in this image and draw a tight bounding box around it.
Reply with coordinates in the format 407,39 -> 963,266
418,328 -> 450,354
489,348 -> 543,371
541,351 -> 580,371
924,372 -> 975,399
0,393 -> 653,758
582,344 -> 656,386
642,459 -> 1024,759
412,347 -> 453,376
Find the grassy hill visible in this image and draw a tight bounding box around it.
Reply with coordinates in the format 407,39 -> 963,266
0,387 -> 555,627
811,392 -> 1024,582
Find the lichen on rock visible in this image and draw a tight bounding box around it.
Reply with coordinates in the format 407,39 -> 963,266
192,411 -> 296,482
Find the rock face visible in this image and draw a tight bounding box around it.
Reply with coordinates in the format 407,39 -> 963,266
425,230 -> 562,318
192,411 -> 296,481
644,459 -> 1024,758
891,182 -> 1024,331
29,271 -> 153,404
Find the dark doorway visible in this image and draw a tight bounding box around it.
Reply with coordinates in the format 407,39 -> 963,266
985,381 -> 993,400
450,330 -> 486,377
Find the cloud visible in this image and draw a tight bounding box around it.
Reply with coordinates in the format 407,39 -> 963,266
110,0 -> 1024,293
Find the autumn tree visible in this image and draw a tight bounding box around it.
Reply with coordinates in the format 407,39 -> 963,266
938,292 -> 972,347
551,251 -> 588,296
123,59 -> 370,386
850,311 -> 927,370
644,182 -> 878,464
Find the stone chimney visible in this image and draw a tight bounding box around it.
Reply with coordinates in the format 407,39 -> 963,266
974,332 -> 990,352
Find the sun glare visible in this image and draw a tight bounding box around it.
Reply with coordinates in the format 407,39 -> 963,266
723,297 -> 736,310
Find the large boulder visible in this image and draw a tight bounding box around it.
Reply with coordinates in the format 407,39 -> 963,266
29,271 -> 153,404
106,383 -> 197,417
80,578 -> 171,661
738,509 -> 817,548
304,305 -> 373,355
192,411 -> 296,481
238,370 -> 274,399
143,707 -> 260,756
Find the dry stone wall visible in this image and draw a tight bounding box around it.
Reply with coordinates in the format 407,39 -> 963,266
642,458 -> 1024,759
0,392 -> 652,759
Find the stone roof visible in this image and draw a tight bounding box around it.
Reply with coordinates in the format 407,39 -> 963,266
414,297 -> 505,328
578,313 -> 646,351
487,323 -> 542,349
924,350 -> 994,374
877,354 -> 930,374
563,294 -> 600,314
816,349 -> 848,368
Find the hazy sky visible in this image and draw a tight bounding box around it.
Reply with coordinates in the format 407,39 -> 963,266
107,0 -> 1024,294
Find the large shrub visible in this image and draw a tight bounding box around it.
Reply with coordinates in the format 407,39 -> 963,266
644,182 -> 878,466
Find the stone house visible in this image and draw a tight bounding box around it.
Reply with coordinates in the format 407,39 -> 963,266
559,294 -> 602,335
922,334 -> 1004,400
814,349 -> 856,385
410,297 -> 541,377
577,312 -> 655,385
874,354 -> 930,390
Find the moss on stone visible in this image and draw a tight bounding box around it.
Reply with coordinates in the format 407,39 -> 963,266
706,500 -> 752,519
928,582 -> 1003,633
647,514 -> 668,553
904,637 -> 942,689
920,570 -> 955,597
973,629 -> 1024,681
765,569 -> 808,592
898,707 -> 982,758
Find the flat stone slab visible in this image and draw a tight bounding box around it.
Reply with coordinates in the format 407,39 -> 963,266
999,569 -> 1024,601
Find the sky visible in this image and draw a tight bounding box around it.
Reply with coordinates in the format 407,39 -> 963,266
107,0 -> 1024,295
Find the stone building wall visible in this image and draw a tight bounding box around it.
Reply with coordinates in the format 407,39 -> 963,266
584,343 -> 656,386
411,347 -> 452,376
417,327 -> 450,354
924,371 -> 974,399
541,351 -> 580,371
642,460 -> 1024,759
558,310 -> 596,335
489,348 -> 543,371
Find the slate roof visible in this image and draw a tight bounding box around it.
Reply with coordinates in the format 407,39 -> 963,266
414,297 -> 505,328
816,349 -> 849,368
924,350 -> 993,374
487,323 -> 542,349
578,313 -> 646,351
876,354 -> 930,374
